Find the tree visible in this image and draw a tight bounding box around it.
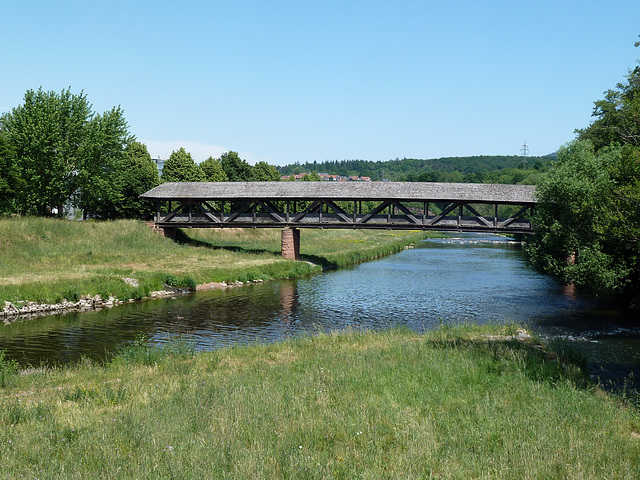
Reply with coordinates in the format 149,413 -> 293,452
0,132 -> 22,213
0,87 -> 134,216
527,140 -> 640,302
76,107 -> 136,218
160,148 -> 205,182
200,156 -> 228,182
115,142 -> 160,218
301,172 -> 321,181
577,43 -> 640,150
251,161 -> 280,181
528,40 -> 640,305
220,151 -> 252,181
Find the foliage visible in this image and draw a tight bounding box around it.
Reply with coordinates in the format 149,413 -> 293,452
301,171 -> 322,181
279,155 -> 554,183
164,273 -> 197,290
200,156 -> 228,182
576,56 -> 640,150
528,42 -> 640,305
251,160 -> 280,181
160,147 -> 205,182
527,140 -> 640,301
0,132 -> 22,213
75,107 -> 138,218
0,88 -> 134,216
220,150 -> 252,181
116,142 -> 160,219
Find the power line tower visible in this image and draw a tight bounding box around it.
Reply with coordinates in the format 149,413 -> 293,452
520,141 -> 529,169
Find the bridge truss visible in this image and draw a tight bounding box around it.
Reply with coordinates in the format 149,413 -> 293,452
142,182 -> 537,235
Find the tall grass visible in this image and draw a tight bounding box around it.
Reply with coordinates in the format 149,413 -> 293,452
0,217 -> 429,305
0,324 -> 638,478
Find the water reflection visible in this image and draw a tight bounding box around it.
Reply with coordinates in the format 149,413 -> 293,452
0,234 -> 638,389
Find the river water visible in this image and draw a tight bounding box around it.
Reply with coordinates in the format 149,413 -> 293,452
1,234 -> 639,389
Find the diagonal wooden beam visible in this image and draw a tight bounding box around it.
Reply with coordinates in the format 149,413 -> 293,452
196,201 -> 221,223
260,201 -> 286,223
325,200 -> 352,223
292,201 -> 322,222
391,201 -> 421,225
463,203 -> 493,227
225,201 -> 255,222
498,205 -> 531,228
161,201 -> 189,222
426,202 -> 461,226
358,200 -> 391,224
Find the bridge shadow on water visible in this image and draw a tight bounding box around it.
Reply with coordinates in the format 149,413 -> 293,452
174,230 -> 338,269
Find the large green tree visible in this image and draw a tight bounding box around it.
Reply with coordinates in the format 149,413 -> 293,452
527,43 -> 640,304
576,64 -> 640,151
115,142 -> 160,218
76,107 -> 136,218
251,161 -> 280,181
200,156 -> 228,182
0,87 -> 133,216
160,148 -> 206,182
0,132 -> 23,213
220,151 -> 252,181
527,43 -> 640,305
527,141 -> 627,294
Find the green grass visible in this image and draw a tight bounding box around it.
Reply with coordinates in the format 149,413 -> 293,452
0,217 -> 430,305
0,324 -> 638,478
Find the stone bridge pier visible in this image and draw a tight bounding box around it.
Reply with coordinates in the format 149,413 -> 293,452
281,227 -> 300,261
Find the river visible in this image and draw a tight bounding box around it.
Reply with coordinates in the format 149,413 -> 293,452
1,234 -> 639,390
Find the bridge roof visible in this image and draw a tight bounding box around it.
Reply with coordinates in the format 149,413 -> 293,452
141,181 -> 537,204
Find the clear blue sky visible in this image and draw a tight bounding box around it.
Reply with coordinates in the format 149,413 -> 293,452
2,0 -> 639,166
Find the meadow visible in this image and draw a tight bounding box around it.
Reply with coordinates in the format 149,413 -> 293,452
1,324 -> 638,478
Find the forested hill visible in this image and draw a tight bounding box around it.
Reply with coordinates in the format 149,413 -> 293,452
279,155 -> 555,183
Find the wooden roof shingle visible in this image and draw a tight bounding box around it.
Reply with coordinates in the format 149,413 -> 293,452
141,182 -> 537,204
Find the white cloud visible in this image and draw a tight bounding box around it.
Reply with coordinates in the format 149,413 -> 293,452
140,140 -> 228,163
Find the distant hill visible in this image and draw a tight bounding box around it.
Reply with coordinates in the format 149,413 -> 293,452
278,155 -> 555,184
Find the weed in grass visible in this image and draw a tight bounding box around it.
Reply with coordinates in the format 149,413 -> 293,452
63,383 -> 128,406
111,334 -> 196,368
0,350 -> 19,387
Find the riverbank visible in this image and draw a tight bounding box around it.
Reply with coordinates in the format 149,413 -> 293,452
1,324 -> 638,478
0,217 -> 433,319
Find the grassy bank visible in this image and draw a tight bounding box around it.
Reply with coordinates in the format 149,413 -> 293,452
1,324 -> 638,478
0,217 -> 431,305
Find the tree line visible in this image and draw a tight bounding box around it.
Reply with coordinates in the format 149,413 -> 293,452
527,38 -> 640,306
0,88 -> 279,219
278,155 -> 555,184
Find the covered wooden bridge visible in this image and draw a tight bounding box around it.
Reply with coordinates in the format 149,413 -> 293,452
141,182 -> 537,260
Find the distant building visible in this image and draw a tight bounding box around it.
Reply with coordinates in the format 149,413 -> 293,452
280,172 -> 374,182
154,157 -> 165,176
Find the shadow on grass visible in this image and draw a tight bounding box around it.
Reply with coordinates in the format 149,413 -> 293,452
174,229 -> 277,256
174,230 -> 339,269
430,334 -> 592,391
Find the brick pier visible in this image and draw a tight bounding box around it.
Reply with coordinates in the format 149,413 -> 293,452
281,228 -> 300,261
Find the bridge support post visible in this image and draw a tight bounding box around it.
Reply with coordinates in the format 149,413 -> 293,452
281,227 -> 300,261
161,227 -> 178,240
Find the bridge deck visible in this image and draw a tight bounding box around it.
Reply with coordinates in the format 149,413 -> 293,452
141,182 -> 537,234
